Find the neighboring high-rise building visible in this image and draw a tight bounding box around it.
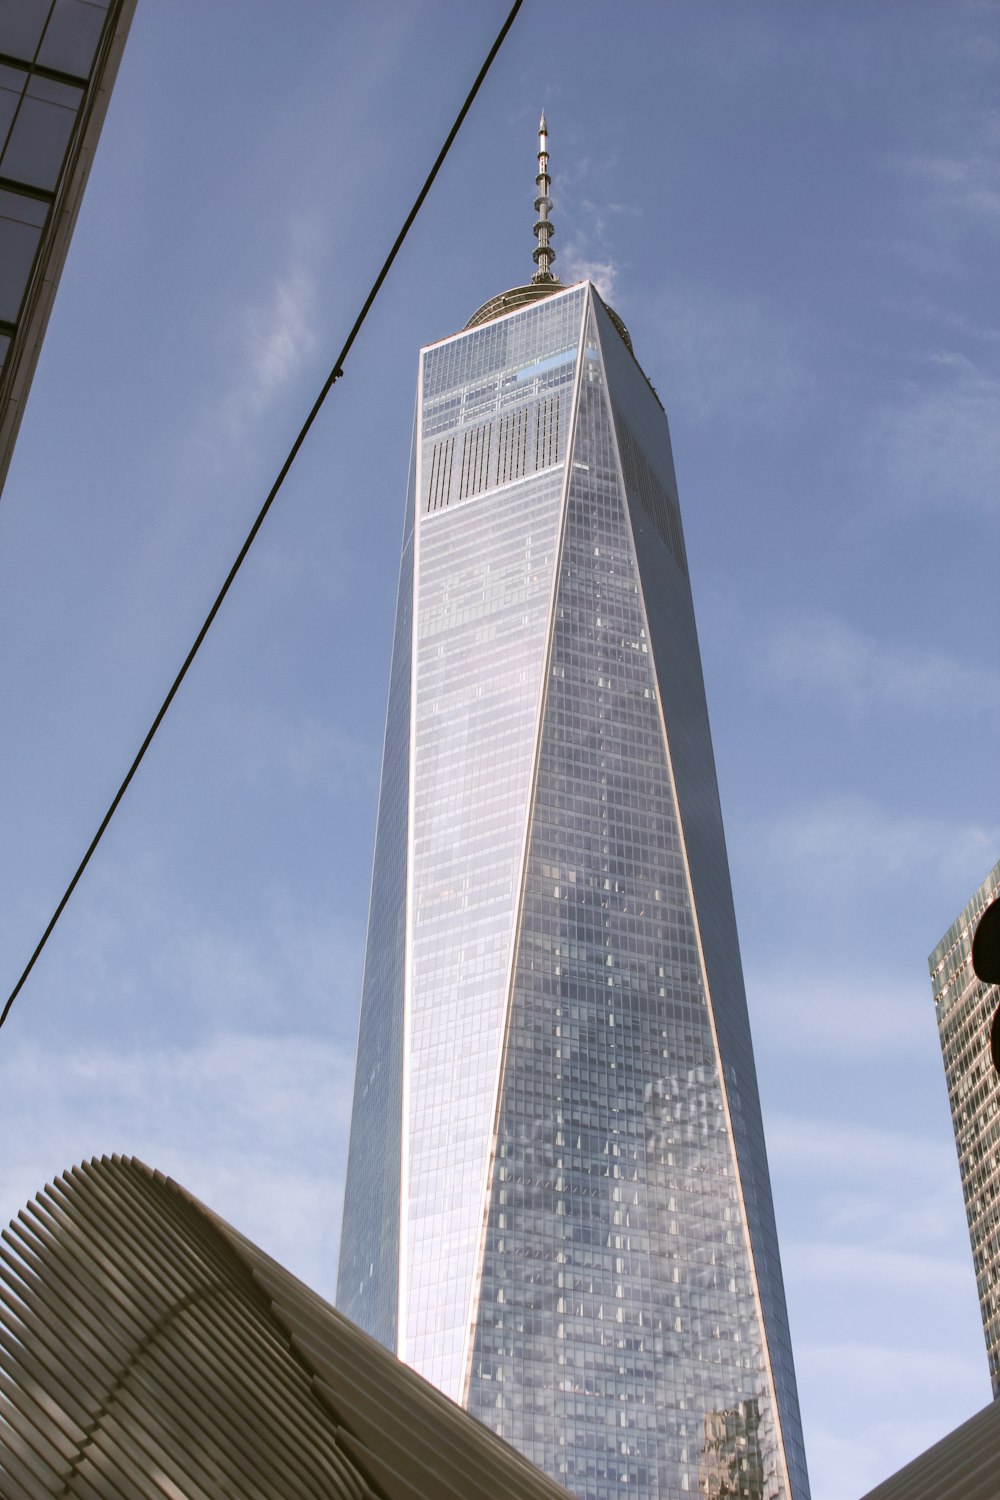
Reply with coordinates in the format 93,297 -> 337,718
0,0 -> 135,496
338,120 -> 809,1500
930,859 -> 1000,1395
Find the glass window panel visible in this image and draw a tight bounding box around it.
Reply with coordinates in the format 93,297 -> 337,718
36,0 -> 104,77
0,91 -> 76,188
26,72 -> 82,107
0,214 -> 42,321
0,79 -> 22,152
0,186 -> 49,225
0,0 -> 53,64
403,286 -> 587,1403
0,62 -> 30,88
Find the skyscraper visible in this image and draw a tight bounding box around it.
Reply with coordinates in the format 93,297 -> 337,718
0,0 -> 135,497
929,859 -> 1000,1396
339,120 -> 809,1500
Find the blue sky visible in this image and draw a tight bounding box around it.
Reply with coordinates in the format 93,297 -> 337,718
1,3 -> 998,1494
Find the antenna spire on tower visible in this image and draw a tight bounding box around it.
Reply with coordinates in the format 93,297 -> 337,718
532,111 -> 557,284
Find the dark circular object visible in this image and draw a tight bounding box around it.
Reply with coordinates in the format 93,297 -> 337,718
973,897 -> 1000,985
990,1003 -> 1000,1077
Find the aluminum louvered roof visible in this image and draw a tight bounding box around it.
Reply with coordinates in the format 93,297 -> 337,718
0,1155 -> 570,1499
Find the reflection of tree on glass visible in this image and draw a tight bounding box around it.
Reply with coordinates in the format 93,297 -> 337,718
700,1399 -> 767,1500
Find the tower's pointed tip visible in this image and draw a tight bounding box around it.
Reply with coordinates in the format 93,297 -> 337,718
532,111 -> 557,285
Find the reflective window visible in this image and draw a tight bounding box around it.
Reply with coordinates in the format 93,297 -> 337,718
0,0 -> 52,64
0,66 -> 25,148
0,191 -> 47,321
1,88 -> 79,189
36,0 -> 106,78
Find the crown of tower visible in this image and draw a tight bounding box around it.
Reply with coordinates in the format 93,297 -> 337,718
465,116 -> 632,352
465,111 -> 564,331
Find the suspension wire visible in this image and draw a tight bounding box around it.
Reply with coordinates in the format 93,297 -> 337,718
0,0 -> 524,1032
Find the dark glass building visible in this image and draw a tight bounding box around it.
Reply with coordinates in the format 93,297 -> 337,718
339,121 -> 809,1500
0,0 -> 135,495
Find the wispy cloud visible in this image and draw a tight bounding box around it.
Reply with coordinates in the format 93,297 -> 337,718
561,245 -> 618,302
748,968 -> 933,1058
221,242 -> 318,444
645,283 -> 812,426
560,178 -> 639,301
13,847 -> 365,1047
913,299 -> 1000,347
866,350 -> 1000,515
199,699 -> 379,800
736,799 -> 998,1056
766,1114 -> 954,1179
0,1031 -> 353,1300
755,612 -> 1000,716
891,146 -> 1000,239
790,1240 -> 970,1292
805,1338 -> 975,1393
755,797 -> 998,892
161,900 -> 362,1035
770,1099 -> 988,1496
796,1344 -> 986,1500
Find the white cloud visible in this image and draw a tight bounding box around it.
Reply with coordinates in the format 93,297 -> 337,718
10,844 -> 365,1047
756,612 -> 1000,716
0,1031 -> 354,1301
755,797 -> 998,892
892,147 -> 1000,237
789,1239 -> 969,1292
748,968 -> 932,1058
561,244 -> 618,302
766,1114 -> 953,1179
965,31 -> 1000,66
803,1338 -> 975,1395
222,251 -> 318,442
916,300 -> 1000,346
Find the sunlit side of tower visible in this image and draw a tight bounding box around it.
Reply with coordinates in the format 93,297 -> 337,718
338,120 -> 809,1500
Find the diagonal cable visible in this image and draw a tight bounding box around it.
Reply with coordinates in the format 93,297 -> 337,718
1,0 -> 523,1031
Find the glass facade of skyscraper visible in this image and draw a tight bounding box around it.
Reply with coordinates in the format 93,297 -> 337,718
930,860 -> 1000,1396
339,280 -> 809,1500
0,0 -> 134,494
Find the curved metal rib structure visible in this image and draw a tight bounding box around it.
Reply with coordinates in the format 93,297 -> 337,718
0,1155 -> 569,1500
